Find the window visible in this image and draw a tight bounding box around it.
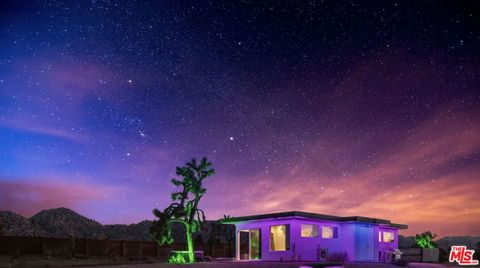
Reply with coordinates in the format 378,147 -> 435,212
301,224 -> 319,238
322,226 -> 338,239
270,224 -> 290,251
383,231 -> 394,242
379,231 -> 382,242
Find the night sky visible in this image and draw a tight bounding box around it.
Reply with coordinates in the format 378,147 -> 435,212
1,1 -> 479,237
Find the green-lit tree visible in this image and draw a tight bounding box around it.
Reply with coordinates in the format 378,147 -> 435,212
415,231 -> 437,248
150,157 -> 215,263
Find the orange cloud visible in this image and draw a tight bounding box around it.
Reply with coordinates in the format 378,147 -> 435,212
205,104 -> 480,237
0,179 -> 122,218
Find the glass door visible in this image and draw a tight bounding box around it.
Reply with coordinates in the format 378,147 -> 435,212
249,229 -> 261,260
238,229 -> 262,260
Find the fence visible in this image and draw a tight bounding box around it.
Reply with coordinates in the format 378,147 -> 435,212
401,248 -> 439,262
401,248 -> 422,262
0,236 -> 234,260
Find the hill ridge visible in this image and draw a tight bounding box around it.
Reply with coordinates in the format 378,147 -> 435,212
0,207 -> 221,243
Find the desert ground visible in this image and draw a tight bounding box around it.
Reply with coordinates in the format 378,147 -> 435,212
0,257 -> 455,268
84,261 -> 453,268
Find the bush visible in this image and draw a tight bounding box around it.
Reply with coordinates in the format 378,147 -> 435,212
415,231 -> 437,248
169,252 -> 187,264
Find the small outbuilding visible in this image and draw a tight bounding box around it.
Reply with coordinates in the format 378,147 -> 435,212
220,211 -> 407,262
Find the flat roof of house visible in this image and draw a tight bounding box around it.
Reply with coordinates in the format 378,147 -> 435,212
220,211 -> 408,229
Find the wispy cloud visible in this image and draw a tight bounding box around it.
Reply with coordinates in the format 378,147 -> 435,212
11,57 -> 121,100
0,119 -> 88,143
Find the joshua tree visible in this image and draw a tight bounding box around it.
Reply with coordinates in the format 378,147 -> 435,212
415,231 -> 437,248
150,157 -> 215,263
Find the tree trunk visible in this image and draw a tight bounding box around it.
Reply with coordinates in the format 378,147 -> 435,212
186,224 -> 195,263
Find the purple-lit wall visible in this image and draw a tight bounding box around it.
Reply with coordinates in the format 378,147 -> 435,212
234,217 -> 399,262
376,226 -> 400,259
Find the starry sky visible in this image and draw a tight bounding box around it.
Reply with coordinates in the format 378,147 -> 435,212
0,1 -> 479,237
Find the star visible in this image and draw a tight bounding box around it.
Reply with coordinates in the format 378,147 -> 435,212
1,0 -> 478,238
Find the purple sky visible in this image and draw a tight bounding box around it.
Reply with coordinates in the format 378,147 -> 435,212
0,1 -> 479,237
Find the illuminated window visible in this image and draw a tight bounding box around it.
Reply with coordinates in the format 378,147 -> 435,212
270,224 -> 290,251
301,224 -> 319,238
322,226 -> 338,239
383,231 -> 394,242
379,231 -> 382,242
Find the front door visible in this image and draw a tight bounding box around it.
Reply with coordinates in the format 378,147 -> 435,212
355,225 -> 374,261
238,229 -> 261,260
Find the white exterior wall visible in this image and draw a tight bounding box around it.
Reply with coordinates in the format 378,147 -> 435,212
234,217 -> 400,262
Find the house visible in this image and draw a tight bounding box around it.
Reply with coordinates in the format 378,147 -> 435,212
220,211 -> 407,262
